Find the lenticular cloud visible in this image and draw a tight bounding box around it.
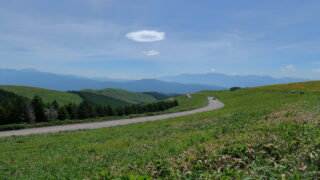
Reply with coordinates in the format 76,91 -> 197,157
126,30 -> 165,42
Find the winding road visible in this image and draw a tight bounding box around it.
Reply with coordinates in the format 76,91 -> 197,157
0,97 -> 224,138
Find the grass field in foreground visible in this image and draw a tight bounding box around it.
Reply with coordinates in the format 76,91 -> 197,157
0,85 -> 83,105
1,82 -> 320,179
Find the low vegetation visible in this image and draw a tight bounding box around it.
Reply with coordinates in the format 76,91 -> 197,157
230,87 -> 241,91
1,81 -> 319,179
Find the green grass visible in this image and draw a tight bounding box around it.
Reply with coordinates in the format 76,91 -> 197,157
0,85 -> 83,105
82,88 -> 157,104
257,80 -> 320,92
164,91 -> 215,113
1,81 -> 320,179
71,91 -> 130,107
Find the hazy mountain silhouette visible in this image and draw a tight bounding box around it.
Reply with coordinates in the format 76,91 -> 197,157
0,69 -> 225,93
159,73 -> 309,88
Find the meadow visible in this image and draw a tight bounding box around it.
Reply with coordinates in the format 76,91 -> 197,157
0,82 -> 320,179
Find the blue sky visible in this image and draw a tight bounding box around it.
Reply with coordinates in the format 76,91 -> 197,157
0,0 -> 320,79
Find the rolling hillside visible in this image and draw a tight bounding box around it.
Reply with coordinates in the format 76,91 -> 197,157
82,88 -> 157,104
0,89 -> 27,105
257,80 -> 320,91
0,85 -> 83,105
70,91 -> 130,107
142,92 -> 179,100
1,81 -> 320,179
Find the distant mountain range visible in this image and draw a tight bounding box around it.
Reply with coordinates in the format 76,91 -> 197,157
159,73 -> 310,88
0,68 -> 310,93
0,69 -> 224,93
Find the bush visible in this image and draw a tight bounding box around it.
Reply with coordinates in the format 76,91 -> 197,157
230,87 -> 242,91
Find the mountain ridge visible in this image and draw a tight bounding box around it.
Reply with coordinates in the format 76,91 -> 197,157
159,72 -> 310,88
0,68 -> 225,93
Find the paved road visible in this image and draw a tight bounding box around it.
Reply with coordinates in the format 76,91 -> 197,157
0,97 -> 224,138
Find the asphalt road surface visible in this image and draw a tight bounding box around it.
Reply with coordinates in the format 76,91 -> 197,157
0,97 -> 224,138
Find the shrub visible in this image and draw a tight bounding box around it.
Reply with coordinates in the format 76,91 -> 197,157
230,87 -> 242,91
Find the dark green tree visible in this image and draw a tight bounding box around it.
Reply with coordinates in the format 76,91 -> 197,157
25,102 -> 35,123
32,95 -> 47,122
78,101 -> 89,119
87,103 -> 96,118
173,100 -> 179,106
107,106 -> 114,116
96,106 -> 106,117
131,105 -> 138,114
124,106 -> 133,115
9,97 -> 28,124
66,103 -> 78,119
0,104 -> 10,125
0,106 -> 4,124
58,107 -> 69,120
230,87 -> 241,91
115,107 -> 125,116
51,100 -> 59,110
77,101 -> 96,119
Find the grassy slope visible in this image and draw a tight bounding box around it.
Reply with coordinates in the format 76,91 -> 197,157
0,89 -> 25,105
0,85 -> 83,105
71,91 -> 129,107
142,92 -> 177,100
257,80 -> 320,92
1,82 -> 320,179
82,88 -> 157,104
164,91 -> 213,113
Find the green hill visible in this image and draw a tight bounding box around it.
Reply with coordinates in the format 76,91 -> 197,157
82,88 -> 157,104
2,81 -> 320,179
70,91 -> 129,107
0,89 -> 27,105
0,85 -> 83,105
142,92 -> 179,100
257,80 -> 320,92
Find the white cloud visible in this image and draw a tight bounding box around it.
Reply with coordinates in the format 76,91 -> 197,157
203,68 -> 219,74
126,30 -> 165,42
209,68 -> 217,72
142,50 -> 160,56
283,64 -> 296,71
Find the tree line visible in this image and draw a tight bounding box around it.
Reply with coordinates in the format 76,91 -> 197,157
0,95 -> 178,125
